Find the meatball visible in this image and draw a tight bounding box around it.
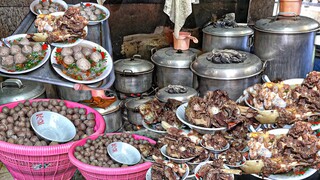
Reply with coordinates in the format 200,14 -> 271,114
1,55 -> 14,67
76,58 -> 91,71
63,56 -> 74,65
49,3 -> 56,7
74,52 -> 85,60
84,7 -> 91,12
43,5 -> 49,10
10,45 -> 21,55
86,11 -> 93,16
33,43 -> 42,52
90,51 -> 102,62
42,10 -> 50,14
42,1 -> 50,6
94,9 -> 102,15
0,47 -> 10,57
14,53 -> 27,64
80,11 -> 86,16
19,38 -> 30,46
49,7 -> 56,13
34,4 -> 43,10
89,15 -> 98,21
81,47 -> 92,56
22,45 -> 32,55
72,45 -> 82,53
61,47 -> 73,56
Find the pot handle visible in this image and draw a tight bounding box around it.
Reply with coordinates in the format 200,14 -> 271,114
0,79 -> 23,89
150,48 -> 157,55
130,54 -> 141,61
122,69 -> 134,76
274,12 -> 299,21
248,34 -> 254,48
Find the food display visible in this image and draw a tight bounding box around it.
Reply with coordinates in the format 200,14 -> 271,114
31,7 -> 88,44
202,133 -> 229,150
149,159 -> 189,180
79,3 -> 108,22
195,159 -> 237,180
241,121 -> 320,177
33,0 -> 66,15
0,36 -> 50,73
217,148 -> 245,167
0,99 -> 96,146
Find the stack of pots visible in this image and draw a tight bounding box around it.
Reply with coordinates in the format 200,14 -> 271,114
253,15 -> 320,81
191,51 -> 264,100
202,23 -> 254,52
151,47 -> 201,88
0,79 -> 46,105
114,55 -> 154,94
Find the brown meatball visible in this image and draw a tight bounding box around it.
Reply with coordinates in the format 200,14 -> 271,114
14,53 -> 27,64
0,47 -> 10,57
1,55 -> 14,67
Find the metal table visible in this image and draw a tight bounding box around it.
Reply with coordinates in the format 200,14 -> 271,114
0,12 -> 115,89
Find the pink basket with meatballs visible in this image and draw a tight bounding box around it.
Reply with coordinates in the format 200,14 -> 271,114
0,99 -> 105,180
68,133 -> 156,180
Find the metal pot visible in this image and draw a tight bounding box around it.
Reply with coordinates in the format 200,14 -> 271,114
254,15 -> 320,81
124,96 -> 153,125
57,86 -> 92,102
0,79 -> 46,105
155,85 -> 198,103
151,47 -> 201,88
114,55 -> 154,94
191,51 -> 264,100
202,24 -> 253,52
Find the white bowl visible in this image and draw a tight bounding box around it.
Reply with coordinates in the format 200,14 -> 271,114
142,120 -> 167,134
73,2 -> 110,25
160,145 -> 195,163
200,140 -> 230,154
30,0 -> 68,16
176,103 -> 226,134
194,161 -> 234,180
30,111 -> 76,143
107,142 -> 141,165
146,164 -> 190,180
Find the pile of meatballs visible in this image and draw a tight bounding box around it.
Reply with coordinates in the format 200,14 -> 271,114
0,38 -> 43,69
79,4 -> 106,21
59,45 -> 103,72
33,0 -> 66,15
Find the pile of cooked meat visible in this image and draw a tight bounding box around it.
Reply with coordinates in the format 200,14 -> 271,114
196,159 -> 233,180
151,160 -> 188,180
33,7 -> 88,43
202,133 -> 228,150
185,90 -> 245,129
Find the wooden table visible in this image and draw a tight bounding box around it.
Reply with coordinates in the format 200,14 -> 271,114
0,11 -> 115,89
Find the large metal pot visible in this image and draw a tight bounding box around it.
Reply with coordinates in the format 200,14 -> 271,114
191,51 -> 264,100
124,96 -> 153,125
0,79 -> 46,105
151,47 -> 201,88
114,55 -> 154,94
202,24 -> 253,52
57,86 -> 92,102
155,85 -> 198,103
254,15 -> 320,81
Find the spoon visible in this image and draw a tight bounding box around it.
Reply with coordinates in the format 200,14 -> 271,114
80,2 -> 86,8
1,38 -> 11,48
262,74 -> 271,83
52,63 -> 65,71
36,9 -> 43,14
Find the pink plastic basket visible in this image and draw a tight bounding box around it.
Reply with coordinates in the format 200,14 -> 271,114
0,99 -> 106,180
68,133 -> 156,180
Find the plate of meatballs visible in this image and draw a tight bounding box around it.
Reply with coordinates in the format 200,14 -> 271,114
0,34 -> 51,74
50,40 -> 113,84
74,2 -> 110,25
30,0 -> 68,15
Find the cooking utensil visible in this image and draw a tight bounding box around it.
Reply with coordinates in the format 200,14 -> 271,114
107,142 -> 141,165
30,111 -> 76,143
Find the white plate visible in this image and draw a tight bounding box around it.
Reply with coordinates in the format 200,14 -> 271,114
176,103 -> 226,134
142,120 -> 167,134
73,2 -> 110,25
194,162 -> 234,180
146,165 -> 189,180
41,12 -> 88,47
50,40 -> 113,84
0,34 -> 51,74
30,0 -> 68,16
251,128 -> 318,180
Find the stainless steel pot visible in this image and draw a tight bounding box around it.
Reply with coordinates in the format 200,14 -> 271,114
254,15 -> 320,81
0,79 -> 46,105
114,55 -> 154,94
191,51 -> 264,100
124,96 -> 153,125
57,86 -> 92,102
156,85 -> 198,103
151,47 -> 201,88
202,24 -> 253,52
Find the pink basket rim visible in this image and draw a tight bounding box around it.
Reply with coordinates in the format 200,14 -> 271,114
68,133 -> 156,175
0,99 -> 105,156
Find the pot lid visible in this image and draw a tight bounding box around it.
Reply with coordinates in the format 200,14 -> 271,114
191,50 -> 263,80
125,96 -> 154,110
156,85 -> 198,103
151,47 -> 201,68
254,16 -> 320,34
202,23 -> 253,36
93,91 -> 122,115
114,54 -> 154,74
0,79 -> 45,105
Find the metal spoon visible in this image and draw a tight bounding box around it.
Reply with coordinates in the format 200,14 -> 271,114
80,2 -> 86,8
36,9 -> 43,14
262,74 -> 271,83
1,38 -> 11,48
52,63 -> 65,71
